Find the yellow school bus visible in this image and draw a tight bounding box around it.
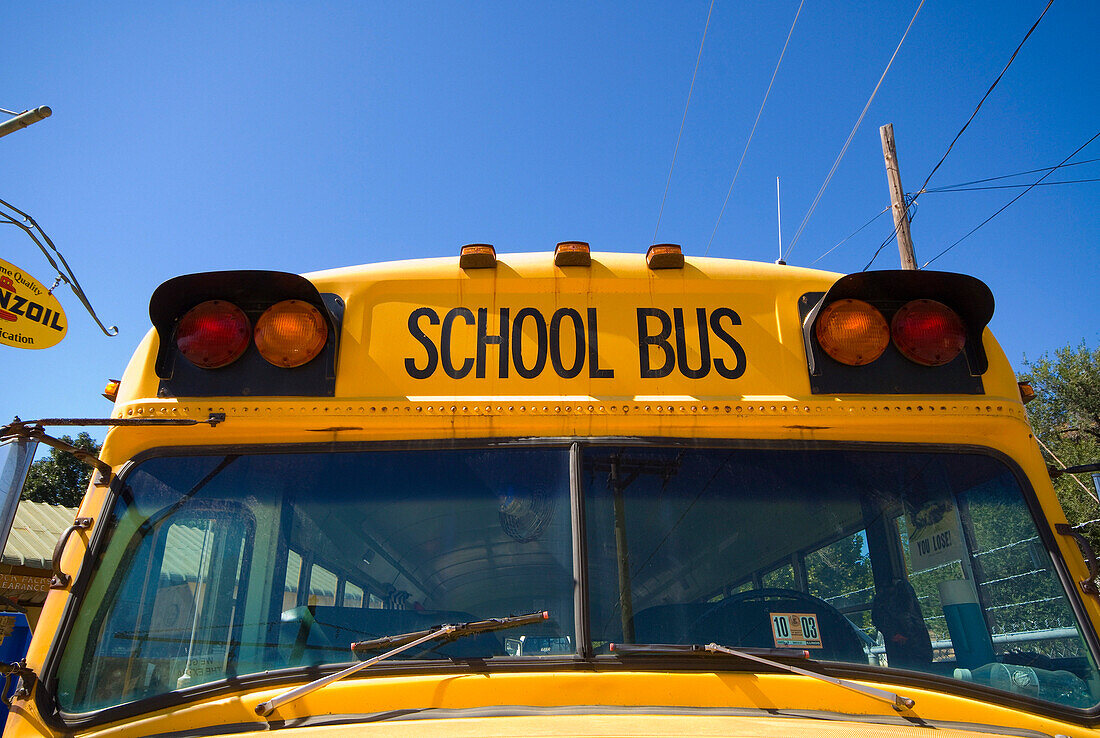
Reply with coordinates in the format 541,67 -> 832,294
5,242 -> 1100,736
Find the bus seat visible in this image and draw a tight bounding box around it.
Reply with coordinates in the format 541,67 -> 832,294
632,603 -> 711,643
871,579 -> 933,669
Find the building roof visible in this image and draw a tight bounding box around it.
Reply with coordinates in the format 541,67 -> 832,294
1,501 -> 78,570
0,501 -> 341,601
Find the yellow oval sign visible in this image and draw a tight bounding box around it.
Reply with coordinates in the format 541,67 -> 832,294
0,258 -> 67,350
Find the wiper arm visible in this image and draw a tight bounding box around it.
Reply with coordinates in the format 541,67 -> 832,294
254,610 -> 549,717
704,642 -> 915,711
611,642 -> 915,711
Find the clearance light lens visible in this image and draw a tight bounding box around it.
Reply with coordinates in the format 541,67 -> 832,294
176,301 -> 251,369
891,299 -> 966,367
254,300 -> 328,368
554,241 -> 591,267
102,379 -> 121,402
815,299 -> 889,366
646,243 -> 684,270
459,243 -> 497,269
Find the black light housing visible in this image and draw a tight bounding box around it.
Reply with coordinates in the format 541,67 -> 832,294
150,271 -> 344,397
800,270 -> 994,395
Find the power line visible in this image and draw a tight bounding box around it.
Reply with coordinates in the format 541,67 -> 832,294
923,178 -> 1100,194
783,0 -> 925,262
922,130 -> 1099,268
809,162 -> 1097,268
926,157 -> 1098,191
909,0 -> 1056,206
863,202 -> 919,272
704,0 -> 806,257
653,0 -> 715,245
809,205 -> 890,265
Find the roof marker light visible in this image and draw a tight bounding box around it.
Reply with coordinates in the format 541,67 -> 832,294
891,299 -> 966,367
459,243 -> 497,269
554,241 -> 591,267
646,243 -> 684,270
102,379 -> 120,402
1018,381 -> 1036,404
176,300 -> 251,369
815,299 -> 889,366
254,300 -> 328,368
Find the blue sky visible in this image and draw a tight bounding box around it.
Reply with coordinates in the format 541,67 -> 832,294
2,1 -> 1097,435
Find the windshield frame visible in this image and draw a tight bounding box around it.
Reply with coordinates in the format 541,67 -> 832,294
36,436 -> 1100,729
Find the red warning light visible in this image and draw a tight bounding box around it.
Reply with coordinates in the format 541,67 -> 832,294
176,301 -> 251,369
891,299 -> 966,367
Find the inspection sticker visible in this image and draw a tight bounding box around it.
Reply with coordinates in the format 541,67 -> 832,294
769,612 -> 823,649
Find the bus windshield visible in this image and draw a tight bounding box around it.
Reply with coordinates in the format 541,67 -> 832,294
55,443 -> 1100,714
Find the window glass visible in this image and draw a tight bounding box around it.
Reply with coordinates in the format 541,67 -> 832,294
807,531 -> 874,638
310,565 -> 338,607
344,582 -> 364,608
57,447 -> 573,712
762,564 -> 794,590
283,550 -> 302,611
584,446 -> 1099,709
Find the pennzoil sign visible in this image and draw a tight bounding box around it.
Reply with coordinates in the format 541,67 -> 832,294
0,258 -> 66,349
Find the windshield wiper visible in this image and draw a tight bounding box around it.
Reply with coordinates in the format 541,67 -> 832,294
612,642 -> 915,712
254,610 -> 549,717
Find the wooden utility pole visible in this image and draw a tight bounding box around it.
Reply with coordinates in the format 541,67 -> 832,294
879,123 -> 917,269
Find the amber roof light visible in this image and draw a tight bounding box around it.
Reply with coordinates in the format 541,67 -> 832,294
554,241 -> 591,267
459,243 -> 497,269
646,244 -> 684,270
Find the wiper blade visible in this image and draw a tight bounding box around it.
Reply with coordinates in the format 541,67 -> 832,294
610,643 -> 810,660
351,611 -> 549,654
612,642 -> 915,711
254,610 -> 548,717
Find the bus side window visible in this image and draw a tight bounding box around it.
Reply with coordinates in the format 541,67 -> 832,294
283,550 -> 303,611
344,582 -> 365,608
805,531 -> 874,639
310,564 -> 338,607
761,564 -> 794,589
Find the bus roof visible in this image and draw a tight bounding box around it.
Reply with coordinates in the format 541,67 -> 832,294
113,252 -> 1020,433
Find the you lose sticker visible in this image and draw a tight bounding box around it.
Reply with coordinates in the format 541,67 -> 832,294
770,612 -> 823,649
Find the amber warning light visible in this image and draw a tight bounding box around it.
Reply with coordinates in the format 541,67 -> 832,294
815,299 -> 889,366
255,300 -> 328,368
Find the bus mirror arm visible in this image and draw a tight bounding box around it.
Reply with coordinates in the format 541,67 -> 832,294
0,413 -> 227,486
1049,462 -> 1100,478
1055,523 -> 1100,595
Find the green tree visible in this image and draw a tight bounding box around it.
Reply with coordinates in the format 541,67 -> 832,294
1020,343 -> 1100,541
21,432 -> 101,508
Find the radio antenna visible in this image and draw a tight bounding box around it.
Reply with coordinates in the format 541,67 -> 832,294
775,177 -> 786,265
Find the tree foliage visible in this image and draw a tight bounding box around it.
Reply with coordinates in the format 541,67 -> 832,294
21,432 -> 102,508
1020,342 -> 1100,538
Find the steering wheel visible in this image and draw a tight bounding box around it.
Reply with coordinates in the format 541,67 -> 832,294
688,588 -> 866,662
